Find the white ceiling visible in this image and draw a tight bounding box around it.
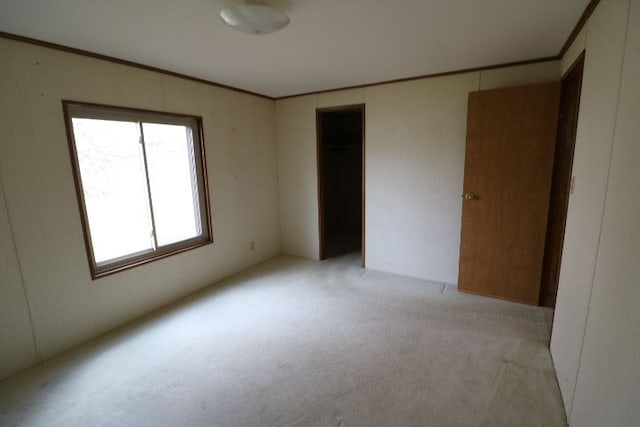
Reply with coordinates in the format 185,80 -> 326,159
0,0 -> 588,98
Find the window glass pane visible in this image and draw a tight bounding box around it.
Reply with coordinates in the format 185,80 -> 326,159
72,118 -> 154,263
143,122 -> 201,247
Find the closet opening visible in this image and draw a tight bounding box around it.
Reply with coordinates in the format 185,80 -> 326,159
316,105 -> 365,265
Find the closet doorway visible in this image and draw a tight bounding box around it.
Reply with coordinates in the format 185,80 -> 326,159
316,104 -> 365,265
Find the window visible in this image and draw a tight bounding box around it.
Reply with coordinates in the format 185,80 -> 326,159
63,101 -> 212,278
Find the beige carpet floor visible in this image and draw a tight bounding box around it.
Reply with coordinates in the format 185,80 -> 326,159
0,253 -> 566,426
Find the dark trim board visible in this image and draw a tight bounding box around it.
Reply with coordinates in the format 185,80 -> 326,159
0,0 -> 600,101
277,56 -> 559,100
557,0 -> 601,58
0,31 -> 272,100
540,51 -> 585,308
562,50 -> 587,81
278,0 -> 599,100
316,111 -> 325,260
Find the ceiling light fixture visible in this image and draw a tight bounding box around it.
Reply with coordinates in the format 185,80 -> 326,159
220,2 -> 290,35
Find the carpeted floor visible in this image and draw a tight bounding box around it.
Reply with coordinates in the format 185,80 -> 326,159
0,253 -> 566,426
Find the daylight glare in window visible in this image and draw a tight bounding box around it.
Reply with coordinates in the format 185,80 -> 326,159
64,102 -> 211,278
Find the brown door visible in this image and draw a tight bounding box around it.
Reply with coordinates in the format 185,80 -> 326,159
458,82 -> 560,305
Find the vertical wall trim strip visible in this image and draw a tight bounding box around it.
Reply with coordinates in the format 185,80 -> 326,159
0,169 -> 42,362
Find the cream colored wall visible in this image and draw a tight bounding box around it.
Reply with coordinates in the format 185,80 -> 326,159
275,95 -> 320,259
570,2 -> 640,423
550,0 -> 630,419
0,176 -> 39,378
0,39 -> 280,379
554,0 -> 640,425
478,61 -> 561,90
364,73 -> 476,282
275,61 -> 560,284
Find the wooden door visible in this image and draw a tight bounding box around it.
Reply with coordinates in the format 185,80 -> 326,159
458,82 -> 560,305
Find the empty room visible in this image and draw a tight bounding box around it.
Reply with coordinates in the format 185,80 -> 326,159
0,0 -> 638,426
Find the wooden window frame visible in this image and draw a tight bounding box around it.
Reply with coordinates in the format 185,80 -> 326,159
62,100 -> 213,279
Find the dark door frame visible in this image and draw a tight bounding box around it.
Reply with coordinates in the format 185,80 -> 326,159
316,104 -> 366,266
540,51 -> 585,307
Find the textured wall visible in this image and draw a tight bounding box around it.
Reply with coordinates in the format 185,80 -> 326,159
364,73 -> 477,283
550,0 -> 630,418
275,62 -> 559,284
0,38 -> 280,379
0,176 -> 38,378
275,95 -> 320,259
565,0 -> 640,425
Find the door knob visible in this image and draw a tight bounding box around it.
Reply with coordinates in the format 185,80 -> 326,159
463,192 -> 479,200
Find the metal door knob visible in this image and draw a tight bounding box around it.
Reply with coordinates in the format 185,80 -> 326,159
463,192 -> 479,200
